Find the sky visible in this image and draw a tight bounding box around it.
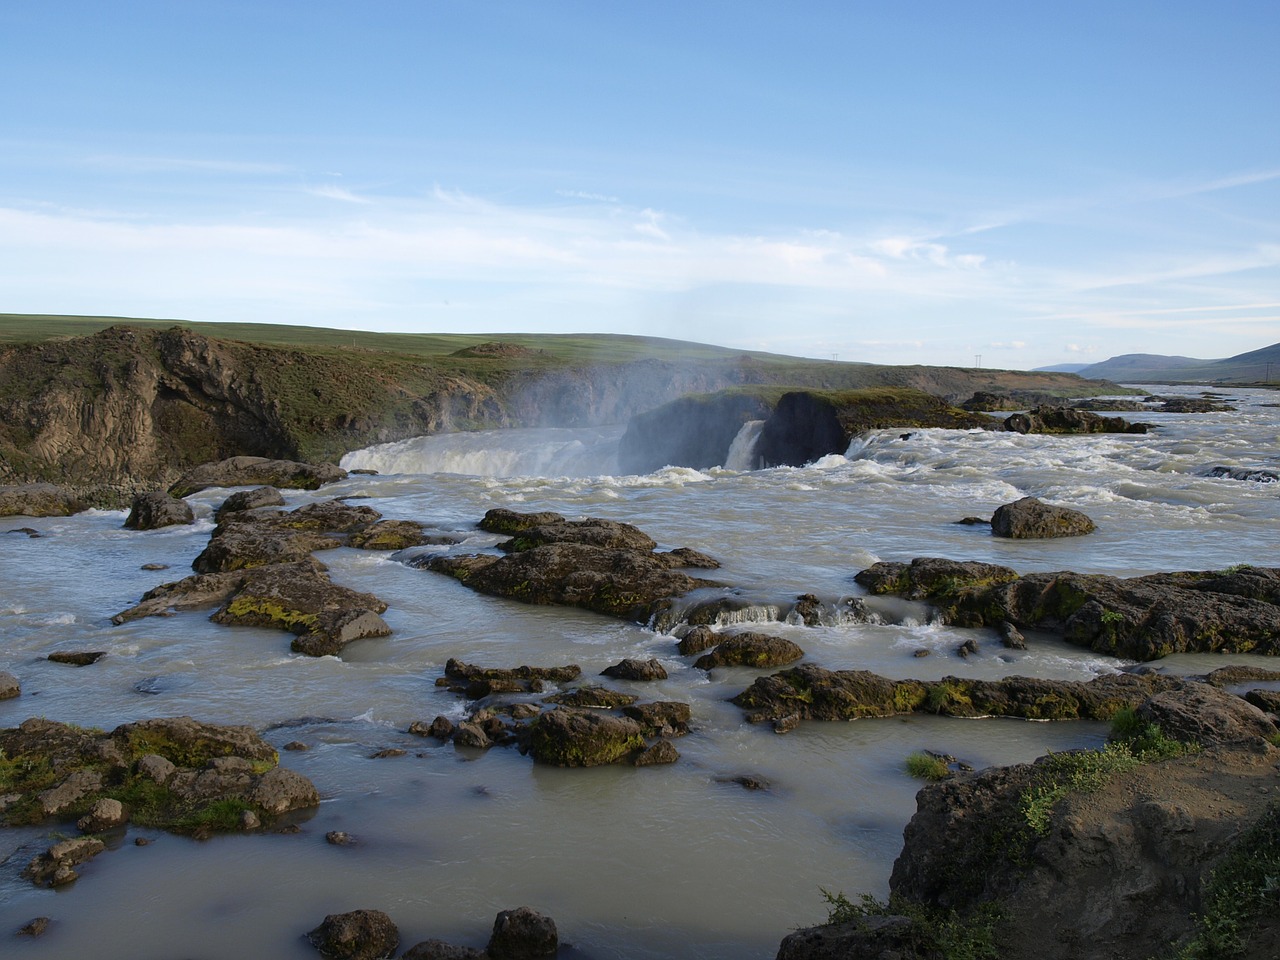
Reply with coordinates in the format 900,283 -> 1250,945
1,1 -> 1277,369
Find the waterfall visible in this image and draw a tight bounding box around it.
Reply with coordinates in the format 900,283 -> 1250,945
340,426 -> 623,478
723,420 -> 765,471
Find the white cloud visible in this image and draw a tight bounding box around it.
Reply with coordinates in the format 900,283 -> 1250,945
308,185 -> 375,204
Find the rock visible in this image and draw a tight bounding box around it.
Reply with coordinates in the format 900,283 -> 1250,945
731,665 -> 1184,725
777,914 -> 926,960
284,740 -> 309,751
136,753 -> 177,784
693,632 -> 805,670
306,909 -> 399,960
18,917 -> 51,937
486,907 -> 558,959
633,740 -> 680,765
0,671 -> 19,700
123,491 -> 195,530
1161,397 -> 1234,412
1003,405 -> 1149,435
955,515 -> 990,525
1208,466 -> 1279,483
439,659 -> 581,699
347,519 -> 432,550
326,831 -> 355,846
214,485 -> 286,519
76,797 -> 127,832
676,626 -> 720,655
998,621 -> 1027,649
855,558 -> 1280,660
718,774 -> 771,790
498,516 -> 658,553
956,638 -> 979,658
601,658 -> 668,681
526,710 -> 647,767
1244,689 -> 1280,715
47,651 -> 106,666
140,562 -> 169,570
451,722 -> 493,750
37,768 -> 105,817
423,540 -> 717,624
543,686 -> 639,709
0,483 -> 82,517
169,456 -> 347,497
400,940 -> 484,960
618,391 -> 777,473
23,837 -> 106,887
248,766 -> 321,815
991,497 -> 1096,539
478,508 -> 566,534
1136,682 -> 1278,746
621,701 -> 692,737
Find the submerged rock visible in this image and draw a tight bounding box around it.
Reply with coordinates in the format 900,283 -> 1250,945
991,496 -> 1096,539
47,650 -> 107,666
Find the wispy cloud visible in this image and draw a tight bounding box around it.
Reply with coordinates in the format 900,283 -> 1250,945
307,184 -> 375,204
81,154 -> 292,176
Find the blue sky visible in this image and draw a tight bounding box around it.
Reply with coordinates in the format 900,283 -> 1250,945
2,1 -> 1277,368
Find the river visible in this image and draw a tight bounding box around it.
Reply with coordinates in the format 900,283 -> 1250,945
1,385 -> 1277,958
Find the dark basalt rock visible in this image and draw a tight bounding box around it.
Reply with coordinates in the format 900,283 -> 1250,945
124,491 -> 195,530
621,701 -> 692,737
306,909 -> 399,960
1003,405 -> 1149,435
525,709 -> 647,767
23,837 -> 106,887
777,914 -> 929,960
991,496 -> 1096,539
0,671 -> 19,700
478,507 -> 566,535
498,517 -> 658,553
730,664 -> 1185,725
1208,465 -> 1279,483
437,658 -> 581,698
425,542 -> 716,623
618,390 -> 777,474
487,907 -> 559,960
633,740 -> 680,765
693,632 -> 805,670
169,456 -> 347,497
0,483 -> 83,517
601,657 -> 668,681
346,519 -> 433,550
47,651 -> 107,666
1136,682 -> 1278,745
1160,397 -> 1234,412
676,626 -> 720,655
214,485 -> 286,520
855,558 -> 1280,660
401,940 -> 484,960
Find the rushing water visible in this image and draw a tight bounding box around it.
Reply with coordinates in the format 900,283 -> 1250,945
1,386 -> 1278,958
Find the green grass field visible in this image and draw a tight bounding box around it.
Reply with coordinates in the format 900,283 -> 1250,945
0,313 -> 811,365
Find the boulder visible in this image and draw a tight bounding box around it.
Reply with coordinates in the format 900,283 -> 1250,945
693,632 -> 805,670
633,740 -> 680,765
478,508 -> 566,534
214,485 -> 285,519
676,626 -> 721,655
0,483 -> 82,517
1208,466 -> 1279,483
1136,682 -> 1278,746
486,907 -> 558,959
346,519 -> 432,550
777,914 -> 929,960
23,837 -> 106,887
306,909 -> 400,960
123,491 -> 195,530
526,709 -> 647,767
601,658 -> 669,681
498,516 -> 658,553
0,671 -> 20,699
168,456 -> 347,497
48,651 -> 106,666
437,658 -> 581,698
621,701 -> 692,737
991,497 -> 1096,539
76,797 -> 128,832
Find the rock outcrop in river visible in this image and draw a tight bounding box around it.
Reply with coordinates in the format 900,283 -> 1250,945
854,558 -> 1280,660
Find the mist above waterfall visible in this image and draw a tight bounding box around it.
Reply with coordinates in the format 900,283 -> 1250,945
340,426 -> 625,477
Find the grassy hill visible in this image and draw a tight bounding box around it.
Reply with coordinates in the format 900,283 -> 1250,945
1078,342 -> 1280,384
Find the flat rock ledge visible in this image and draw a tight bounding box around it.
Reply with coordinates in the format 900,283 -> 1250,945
418,508 -> 722,624
731,665 -> 1201,730
854,557 -> 1280,660
0,483 -> 84,517
168,456 -> 347,497
1,716 -> 319,886
779,683 -> 1280,960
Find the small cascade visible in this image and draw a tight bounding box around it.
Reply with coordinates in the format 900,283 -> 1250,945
723,420 -> 765,471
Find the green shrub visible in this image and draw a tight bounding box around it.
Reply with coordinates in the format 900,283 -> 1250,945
820,890 -> 1000,960
905,751 -> 952,781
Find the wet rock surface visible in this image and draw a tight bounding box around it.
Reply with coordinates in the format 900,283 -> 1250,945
692,632 -> 806,670
169,455 -> 347,497
306,909 -> 399,960
990,496 -> 1096,539
214,484 -> 287,519
0,671 -> 20,699
0,483 -> 83,517
855,558 -> 1280,660
1002,405 -> 1150,435
419,510 -> 720,624
123,491 -> 195,530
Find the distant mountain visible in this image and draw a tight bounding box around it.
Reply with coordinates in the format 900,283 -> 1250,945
1033,363 -> 1091,373
1076,343 -> 1280,384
